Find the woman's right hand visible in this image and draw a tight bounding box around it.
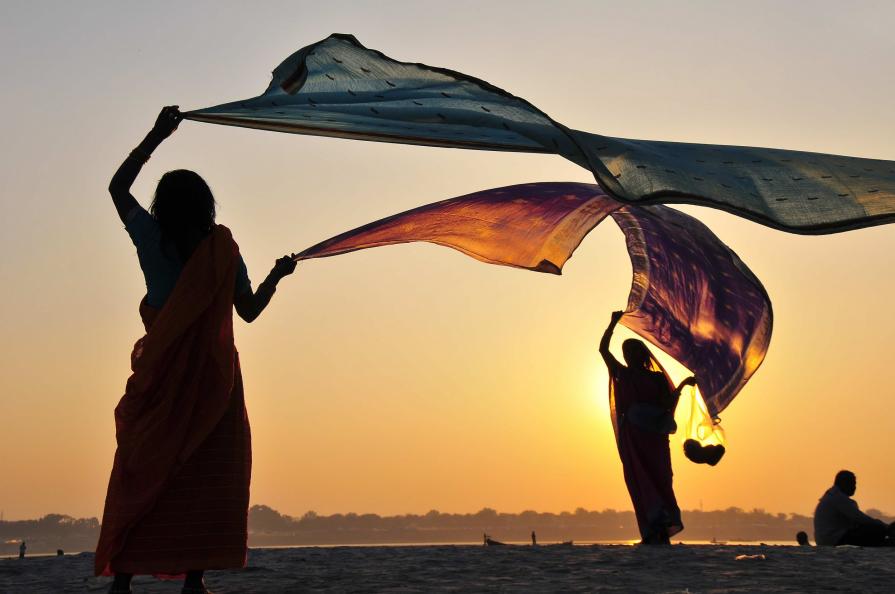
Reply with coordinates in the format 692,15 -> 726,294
150,105 -> 183,140
610,310 -> 625,324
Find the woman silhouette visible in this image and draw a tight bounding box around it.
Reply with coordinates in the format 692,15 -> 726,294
96,106 -> 297,593
599,310 -> 695,544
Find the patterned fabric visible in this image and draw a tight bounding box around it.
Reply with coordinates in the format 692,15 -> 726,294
296,182 -> 616,273
612,206 -> 772,415
295,183 -> 771,417
186,34 -> 895,234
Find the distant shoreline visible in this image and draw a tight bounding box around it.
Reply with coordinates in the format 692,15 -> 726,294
1,540 -> 803,560
4,504 -> 893,556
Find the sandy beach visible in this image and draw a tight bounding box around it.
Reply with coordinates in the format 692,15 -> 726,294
3,544 -> 894,593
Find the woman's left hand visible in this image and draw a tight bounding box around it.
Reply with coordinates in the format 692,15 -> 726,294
272,254 -> 298,279
681,376 -> 697,387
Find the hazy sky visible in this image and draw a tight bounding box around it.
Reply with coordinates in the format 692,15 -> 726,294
2,1 -> 894,521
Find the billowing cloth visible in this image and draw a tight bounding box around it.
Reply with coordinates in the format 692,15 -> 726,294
186,33 -> 895,234
297,182 -> 617,273
295,182 -> 771,417
606,351 -> 682,542
95,226 -> 251,576
612,205 -> 772,415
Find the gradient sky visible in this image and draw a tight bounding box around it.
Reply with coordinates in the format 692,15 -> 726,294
2,1 -> 894,521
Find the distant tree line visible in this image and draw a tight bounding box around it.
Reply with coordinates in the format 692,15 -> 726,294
0,514 -> 99,557
4,506 -> 892,555
245,505 -> 895,547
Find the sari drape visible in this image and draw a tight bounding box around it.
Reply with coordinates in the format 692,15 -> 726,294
611,205 -> 772,416
185,33 -> 895,234
295,182 -> 771,418
95,225 -> 251,576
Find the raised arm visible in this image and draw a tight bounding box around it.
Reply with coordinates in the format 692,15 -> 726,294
234,255 -> 298,323
599,310 -> 625,371
109,106 -> 183,223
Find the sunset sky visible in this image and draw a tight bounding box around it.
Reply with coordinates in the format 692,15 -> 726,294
2,1 -> 894,521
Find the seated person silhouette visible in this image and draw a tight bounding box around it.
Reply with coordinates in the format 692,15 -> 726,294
796,531 -> 810,546
814,470 -> 894,546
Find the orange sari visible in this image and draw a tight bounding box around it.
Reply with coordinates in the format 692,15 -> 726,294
95,225 -> 251,576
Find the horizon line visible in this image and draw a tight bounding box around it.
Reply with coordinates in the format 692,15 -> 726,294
4,503 -> 892,523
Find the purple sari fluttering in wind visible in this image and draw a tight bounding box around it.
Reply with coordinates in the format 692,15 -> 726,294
296,182 -> 616,274
611,206 -> 772,416
296,182 -> 772,418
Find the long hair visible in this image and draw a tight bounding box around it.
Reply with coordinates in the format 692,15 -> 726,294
150,169 -> 216,261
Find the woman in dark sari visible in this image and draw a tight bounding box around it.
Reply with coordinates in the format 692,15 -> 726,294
97,106 -> 297,593
599,310 -> 695,544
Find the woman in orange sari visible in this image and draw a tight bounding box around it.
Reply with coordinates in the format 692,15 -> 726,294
97,106 -> 296,594
599,311 -> 695,544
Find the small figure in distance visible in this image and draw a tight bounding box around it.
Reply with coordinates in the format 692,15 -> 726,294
814,470 -> 895,546
531,531 -> 537,546
19,541 -> 25,559
796,531 -> 810,546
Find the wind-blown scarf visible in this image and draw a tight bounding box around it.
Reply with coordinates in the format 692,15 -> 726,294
294,182 -> 771,418
185,33 -> 895,234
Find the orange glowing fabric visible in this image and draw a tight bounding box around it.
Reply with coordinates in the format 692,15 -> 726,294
296,182 -> 772,417
297,182 -> 617,274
